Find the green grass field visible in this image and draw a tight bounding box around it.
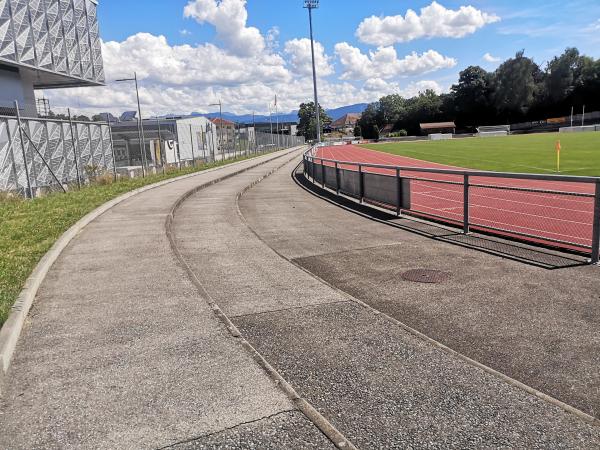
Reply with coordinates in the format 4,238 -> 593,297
362,132 -> 600,176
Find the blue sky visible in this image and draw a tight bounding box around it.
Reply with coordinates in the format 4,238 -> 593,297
49,0 -> 600,116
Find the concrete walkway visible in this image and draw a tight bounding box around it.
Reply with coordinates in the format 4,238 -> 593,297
2,148 -> 600,448
173,155 -> 600,448
0,149 -> 333,449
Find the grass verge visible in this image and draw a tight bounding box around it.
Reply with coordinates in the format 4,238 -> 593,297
362,132 -> 600,176
0,153 -> 263,327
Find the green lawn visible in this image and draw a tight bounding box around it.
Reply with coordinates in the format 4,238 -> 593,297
0,153 -> 262,327
362,132 -> 600,176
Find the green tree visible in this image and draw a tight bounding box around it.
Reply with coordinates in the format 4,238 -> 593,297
353,124 -> 362,138
357,103 -> 381,139
378,94 -> 407,126
492,50 -> 542,121
297,102 -> 331,140
451,66 -> 492,127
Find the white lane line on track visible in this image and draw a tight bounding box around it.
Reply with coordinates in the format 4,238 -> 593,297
418,183 -> 593,216
321,145 -> 592,240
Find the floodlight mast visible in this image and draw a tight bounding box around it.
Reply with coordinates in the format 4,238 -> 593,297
304,0 -> 321,143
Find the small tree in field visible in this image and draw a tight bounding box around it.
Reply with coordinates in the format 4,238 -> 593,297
353,125 -> 361,138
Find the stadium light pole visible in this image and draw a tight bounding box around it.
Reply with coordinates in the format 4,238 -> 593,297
115,72 -> 147,177
304,0 -> 321,144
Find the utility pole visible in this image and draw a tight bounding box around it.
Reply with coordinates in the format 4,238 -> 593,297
304,0 -> 321,143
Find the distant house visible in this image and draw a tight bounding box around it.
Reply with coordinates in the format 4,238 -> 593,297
210,117 -> 236,131
330,113 -> 362,134
420,122 -> 456,136
210,117 -> 236,144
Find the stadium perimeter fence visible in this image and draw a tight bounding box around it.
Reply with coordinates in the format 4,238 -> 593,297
303,145 -> 600,264
0,112 -> 113,198
0,106 -> 305,198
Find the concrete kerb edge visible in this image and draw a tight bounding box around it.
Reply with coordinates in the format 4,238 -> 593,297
165,151 -> 358,450
289,162 -> 600,428
0,148 -> 302,393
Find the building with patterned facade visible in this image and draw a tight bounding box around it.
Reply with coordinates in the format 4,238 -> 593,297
0,0 -> 108,197
0,0 -> 104,112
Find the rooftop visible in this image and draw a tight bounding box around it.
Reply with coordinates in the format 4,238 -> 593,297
420,122 -> 456,129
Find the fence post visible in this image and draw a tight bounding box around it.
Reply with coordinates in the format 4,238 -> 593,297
67,108 -> 82,189
396,167 -> 401,216
335,161 -> 340,195
359,164 -> 364,203
14,101 -> 32,198
155,118 -> 165,175
189,124 -> 196,167
463,174 -> 470,234
321,159 -> 325,188
591,181 -> 600,264
108,122 -> 118,180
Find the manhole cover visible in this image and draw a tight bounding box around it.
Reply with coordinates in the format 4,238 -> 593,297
401,269 -> 450,284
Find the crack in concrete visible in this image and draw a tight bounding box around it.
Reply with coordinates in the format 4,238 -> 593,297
155,409 -> 297,449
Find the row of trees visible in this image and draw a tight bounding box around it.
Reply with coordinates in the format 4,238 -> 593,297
355,48 -> 600,138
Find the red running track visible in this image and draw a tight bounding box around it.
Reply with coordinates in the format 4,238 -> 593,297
314,145 -> 596,252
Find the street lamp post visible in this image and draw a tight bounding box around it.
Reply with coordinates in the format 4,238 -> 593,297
115,72 -> 147,177
304,0 -> 321,143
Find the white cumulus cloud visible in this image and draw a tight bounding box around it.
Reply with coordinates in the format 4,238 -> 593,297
483,52 -> 501,63
356,1 -> 500,46
335,42 -> 456,80
184,0 -> 265,57
284,38 -> 334,77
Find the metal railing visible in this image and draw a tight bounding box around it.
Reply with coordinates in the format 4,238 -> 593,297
303,146 -> 600,264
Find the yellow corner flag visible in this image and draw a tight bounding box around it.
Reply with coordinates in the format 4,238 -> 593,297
555,140 -> 561,172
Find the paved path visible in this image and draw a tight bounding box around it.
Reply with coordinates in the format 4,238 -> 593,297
2,148 -> 600,448
0,149 -> 333,449
235,157 -> 600,447
283,160 -> 600,419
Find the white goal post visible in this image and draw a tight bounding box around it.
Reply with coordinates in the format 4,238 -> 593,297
477,125 -> 510,137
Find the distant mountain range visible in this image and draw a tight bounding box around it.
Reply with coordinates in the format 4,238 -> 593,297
186,103 -> 368,124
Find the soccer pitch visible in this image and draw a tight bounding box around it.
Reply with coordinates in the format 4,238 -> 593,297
361,132 -> 600,176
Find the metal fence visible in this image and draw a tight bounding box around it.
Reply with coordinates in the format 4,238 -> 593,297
0,113 -> 113,197
303,146 -> 600,263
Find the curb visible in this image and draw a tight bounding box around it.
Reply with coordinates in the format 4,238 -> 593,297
166,152 -> 358,450
0,149 -> 301,393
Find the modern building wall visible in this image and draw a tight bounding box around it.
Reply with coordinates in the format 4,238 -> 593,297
176,116 -> 217,162
0,0 -> 104,111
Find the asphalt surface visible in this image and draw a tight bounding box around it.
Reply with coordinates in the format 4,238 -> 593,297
173,155 -> 600,447
0,149 -> 331,449
242,158 -> 600,419
298,165 -> 600,419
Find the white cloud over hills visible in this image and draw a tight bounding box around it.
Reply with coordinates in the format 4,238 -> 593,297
44,0 -> 500,116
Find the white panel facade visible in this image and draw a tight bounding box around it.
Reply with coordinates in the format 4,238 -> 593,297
0,0 -> 104,86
